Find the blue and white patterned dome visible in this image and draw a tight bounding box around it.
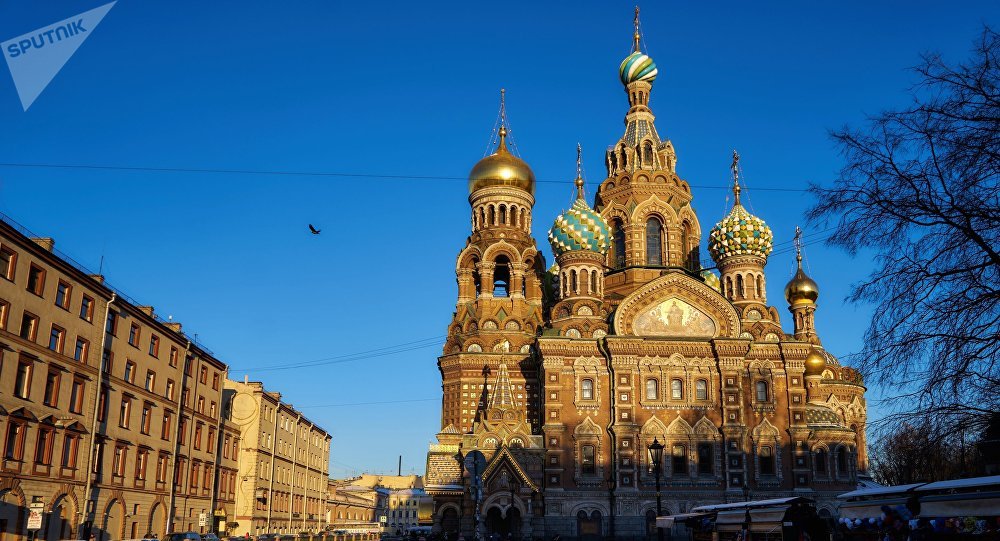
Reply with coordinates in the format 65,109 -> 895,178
549,198 -> 611,257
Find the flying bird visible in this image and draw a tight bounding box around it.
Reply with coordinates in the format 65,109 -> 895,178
308,224 -> 321,235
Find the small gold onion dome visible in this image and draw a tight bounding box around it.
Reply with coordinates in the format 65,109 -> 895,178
785,266 -> 819,305
469,127 -> 535,195
804,348 -> 827,376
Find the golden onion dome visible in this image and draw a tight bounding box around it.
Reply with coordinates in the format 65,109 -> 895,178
804,348 -> 827,376
785,266 -> 819,305
469,127 -> 535,195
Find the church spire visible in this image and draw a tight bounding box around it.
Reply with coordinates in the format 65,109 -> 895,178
633,6 -> 642,53
574,143 -> 585,200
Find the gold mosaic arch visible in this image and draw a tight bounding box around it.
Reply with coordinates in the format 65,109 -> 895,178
631,194 -> 679,225
613,271 -> 741,338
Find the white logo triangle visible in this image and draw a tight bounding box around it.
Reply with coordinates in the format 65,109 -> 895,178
2,2 -> 116,111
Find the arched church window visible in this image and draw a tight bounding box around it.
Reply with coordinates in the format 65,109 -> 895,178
612,220 -> 626,269
579,269 -> 589,294
645,378 -> 658,400
581,378 -> 594,400
736,274 -> 745,299
670,379 -> 683,400
755,381 -> 769,402
494,256 -> 511,297
695,379 -> 708,400
499,205 -> 507,225
479,207 -> 486,229
646,217 -> 663,266
619,144 -> 628,169
570,270 -> 578,295
815,448 -> 827,474
756,275 -> 763,300
643,142 -> 654,166
837,446 -> 848,475
472,258 -> 481,297
760,445 -> 775,475
581,445 -> 596,474
488,206 -> 495,226
590,270 -> 598,295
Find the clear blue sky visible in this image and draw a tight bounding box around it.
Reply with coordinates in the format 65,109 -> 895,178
0,1 -> 996,478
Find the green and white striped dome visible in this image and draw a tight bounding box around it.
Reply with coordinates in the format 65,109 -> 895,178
708,202 -> 774,263
619,51 -> 658,85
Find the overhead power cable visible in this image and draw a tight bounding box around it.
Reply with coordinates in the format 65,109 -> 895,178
0,162 -> 809,192
231,336 -> 444,373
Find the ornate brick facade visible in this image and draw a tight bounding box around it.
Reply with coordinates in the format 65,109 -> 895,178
425,12 -> 868,541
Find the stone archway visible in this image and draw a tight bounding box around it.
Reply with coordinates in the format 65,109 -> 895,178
46,494 -> 77,541
484,506 -> 520,540
101,499 -> 125,541
440,506 -> 459,536
148,502 -> 167,539
0,488 -> 25,541
577,510 -> 602,541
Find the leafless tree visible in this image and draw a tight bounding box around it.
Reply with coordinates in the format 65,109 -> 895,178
869,420 -> 983,486
808,28 -> 1000,438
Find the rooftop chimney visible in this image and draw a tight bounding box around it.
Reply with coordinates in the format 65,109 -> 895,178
30,237 -> 54,251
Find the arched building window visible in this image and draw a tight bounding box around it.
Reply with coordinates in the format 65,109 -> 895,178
837,447 -> 848,475
643,142 -> 654,166
645,379 -> 658,400
581,379 -> 594,400
695,380 -> 708,400
646,218 -> 663,266
760,445 -> 775,475
494,256 -> 511,297
612,220 -> 626,268
670,379 -> 683,400
755,381 -> 769,402
581,445 -> 596,474
815,448 -> 828,474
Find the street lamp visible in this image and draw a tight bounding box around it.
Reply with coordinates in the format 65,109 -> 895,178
647,438 -> 665,541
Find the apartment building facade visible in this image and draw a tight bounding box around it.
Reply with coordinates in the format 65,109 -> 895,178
0,217 -> 237,541
223,379 -> 331,536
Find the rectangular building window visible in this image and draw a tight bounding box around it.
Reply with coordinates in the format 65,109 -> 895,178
80,295 -> 94,321
135,448 -> 148,480
19,311 -> 39,341
119,397 -> 131,429
43,369 -> 60,407
124,360 -> 136,384
165,379 -> 175,401
148,335 -> 159,357
55,281 -> 71,309
199,366 -> 207,384
194,423 -> 203,450
178,417 -> 187,445
74,337 -> 89,363
0,246 -> 16,280
0,298 -> 8,330
207,426 -> 216,453
4,422 -> 25,460
48,324 -> 66,353
145,370 -> 155,392
156,454 -> 169,483
212,372 -> 219,390
61,434 -> 80,469
14,359 -> 32,399
161,411 -> 172,440
140,404 -> 152,435
112,444 -> 127,477
169,346 -> 178,367
128,323 -> 140,346
27,264 -> 45,296
34,427 -> 54,465
106,310 -> 118,335
69,378 -> 86,414
97,386 -> 109,422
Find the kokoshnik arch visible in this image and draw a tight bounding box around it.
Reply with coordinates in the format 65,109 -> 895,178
424,10 -> 868,540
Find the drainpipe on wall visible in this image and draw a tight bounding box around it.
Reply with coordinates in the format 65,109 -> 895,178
302,421 -> 313,532
597,337 -> 616,539
209,367 -> 229,533
289,413 -> 301,531
265,398 -> 279,533
168,341 -> 193,534
80,293 -> 115,540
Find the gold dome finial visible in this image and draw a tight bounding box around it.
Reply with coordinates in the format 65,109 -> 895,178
731,149 -> 742,205
633,6 -> 642,53
468,88 -> 535,194
575,143 -> 585,199
785,226 -> 820,305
